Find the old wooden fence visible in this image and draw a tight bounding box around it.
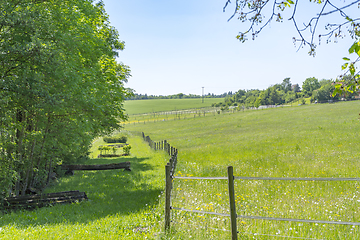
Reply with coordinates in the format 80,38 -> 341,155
1,191 -> 88,212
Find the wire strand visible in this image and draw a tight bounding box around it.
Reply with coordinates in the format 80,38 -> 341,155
173,176 -> 360,181
239,231 -> 325,240
171,207 -> 230,217
172,220 -> 231,232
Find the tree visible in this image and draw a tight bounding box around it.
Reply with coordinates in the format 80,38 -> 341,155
281,78 -> 292,93
312,80 -> 335,102
223,0 -> 360,94
0,0 -> 131,197
292,84 -> 301,93
302,77 -> 321,97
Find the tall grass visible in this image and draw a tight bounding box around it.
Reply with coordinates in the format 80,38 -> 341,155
125,101 -> 360,239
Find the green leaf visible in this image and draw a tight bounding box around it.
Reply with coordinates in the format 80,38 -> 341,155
287,0 -> 294,4
341,63 -> 348,70
349,64 -> 355,75
346,16 -> 353,22
349,41 -> 360,55
342,57 -> 350,61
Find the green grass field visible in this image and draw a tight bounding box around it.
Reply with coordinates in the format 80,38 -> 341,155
124,98 -> 224,115
124,101 -> 360,239
0,134 -> 168,239
1,100 -> 360,239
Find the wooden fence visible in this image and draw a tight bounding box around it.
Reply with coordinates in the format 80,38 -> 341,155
1,191 -> 88,212
140,132 -> 179,231
61,162 -> 131,172
167,166 -> 360,240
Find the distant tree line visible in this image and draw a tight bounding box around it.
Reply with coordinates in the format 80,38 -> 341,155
127,92 -> 234,100
213,76 -> 359,109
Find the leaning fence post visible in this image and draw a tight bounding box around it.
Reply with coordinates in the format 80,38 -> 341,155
227,166 -> 238,240
165,164 -> 171,231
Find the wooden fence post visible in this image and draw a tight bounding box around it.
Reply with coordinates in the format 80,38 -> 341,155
227,166 -> 238,240
165,164 -> 171,231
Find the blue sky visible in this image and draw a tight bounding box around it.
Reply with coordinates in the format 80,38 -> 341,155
102,1 -> 358,96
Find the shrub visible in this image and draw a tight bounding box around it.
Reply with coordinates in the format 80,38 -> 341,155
103,136 -> 127,143
123,145 -> 131,155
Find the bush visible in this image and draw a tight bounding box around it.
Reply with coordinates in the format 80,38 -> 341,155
123,145 -> 131,155
103,136 -> 127,143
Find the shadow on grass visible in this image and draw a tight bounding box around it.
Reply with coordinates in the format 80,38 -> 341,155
0,156 -> 163,227
86,156 -> 154,172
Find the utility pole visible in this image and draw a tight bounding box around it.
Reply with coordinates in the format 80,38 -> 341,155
202,87 -> 204,103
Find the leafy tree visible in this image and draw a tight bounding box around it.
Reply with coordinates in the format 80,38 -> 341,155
0,0 -> 130,197
281,78 -> 292,93
292,84 -> 301,93
302,77 -> 321,97
312,80 -> 335,102
223,0 -> 360,94
177,93 -> 184,99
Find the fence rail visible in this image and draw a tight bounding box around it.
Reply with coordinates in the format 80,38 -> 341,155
1,191 -> 88,212
167,166 -> 360,239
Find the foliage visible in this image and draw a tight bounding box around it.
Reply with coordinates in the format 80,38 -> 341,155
213,78 -> 307,108
0,0 -> 130,197
123,145 -> 132,155
223,0 -> 360,97
312,79 -> 335,102
127,92 -> 233,100
302,77 -> 321,97
292,83 -> 301,93
103,136 -> 127,143
98,146 -> 111,155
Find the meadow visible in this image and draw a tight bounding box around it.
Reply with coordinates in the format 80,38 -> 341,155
123,98 -> 224,115
1,100 -> 360,239
125,100 -> 360,239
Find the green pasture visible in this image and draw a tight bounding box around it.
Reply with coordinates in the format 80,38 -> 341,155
124,98 -> 224,115
124,101 -> 360,239
0,134 -> 168,240
2,101 -> 360,239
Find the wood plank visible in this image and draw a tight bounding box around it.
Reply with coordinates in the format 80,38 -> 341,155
4,191 -> 81,202
61,162 -> 131,171
2,193 -> 88,210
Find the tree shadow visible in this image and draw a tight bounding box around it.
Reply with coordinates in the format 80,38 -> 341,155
0,156 -> 164,227
83,156 -> 154,172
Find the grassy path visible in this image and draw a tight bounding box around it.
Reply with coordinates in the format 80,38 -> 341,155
0,135 -> 167,239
